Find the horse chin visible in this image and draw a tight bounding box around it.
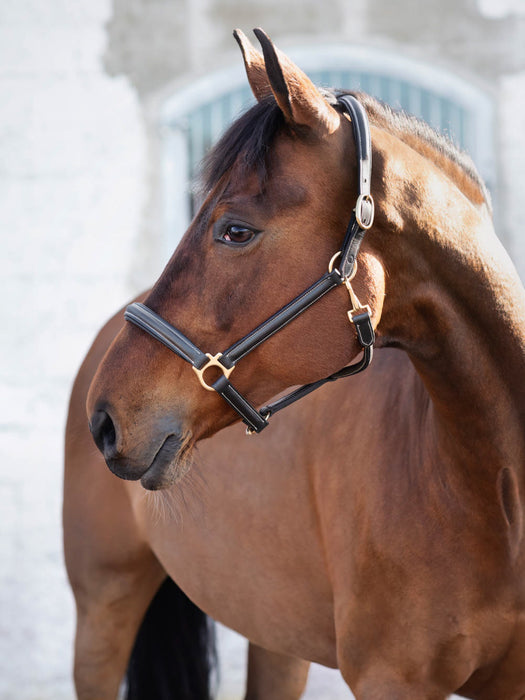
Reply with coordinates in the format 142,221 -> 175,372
105,432 -> 193,491
139,433 -> 194,491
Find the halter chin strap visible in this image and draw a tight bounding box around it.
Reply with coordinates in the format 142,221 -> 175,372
124,95 -> 375,434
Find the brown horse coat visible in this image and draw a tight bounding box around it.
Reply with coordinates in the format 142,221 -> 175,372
66,28 -> 525,700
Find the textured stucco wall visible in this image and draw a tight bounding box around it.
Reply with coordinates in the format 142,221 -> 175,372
0,1 -> 146,696
101,0 -> 525,285
499,69 -> 525,273
2,1 -> 524,698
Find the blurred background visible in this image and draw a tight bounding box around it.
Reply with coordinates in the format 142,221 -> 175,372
1,0 -> 525,697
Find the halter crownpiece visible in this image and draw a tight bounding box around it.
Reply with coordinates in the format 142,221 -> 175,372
124,95 -> 375,434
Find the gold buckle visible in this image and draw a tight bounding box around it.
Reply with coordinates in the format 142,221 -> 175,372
344,275 -> 362,312
192,353 -> 234,391
329,255 -> 369,321
246,412 -> 270,436
328,251 -> 342,274
328,253 -> 358,281
355,193 -> 375,230
343,262 -> 371,320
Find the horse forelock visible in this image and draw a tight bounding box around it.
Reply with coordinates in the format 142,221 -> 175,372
199,96 -> 285,197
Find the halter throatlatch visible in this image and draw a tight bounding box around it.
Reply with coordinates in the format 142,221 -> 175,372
124,95 -> 375,434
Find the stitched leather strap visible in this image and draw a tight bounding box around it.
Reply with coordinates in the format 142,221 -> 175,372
338,95 -> 374,279
221,271 -> 342,367
212,375 -> 270,433
260,313 -> 374,419
124,272 -> 343,434
124,303 -> 209,369
124,94 -> 375,434
260,348 -> 373,418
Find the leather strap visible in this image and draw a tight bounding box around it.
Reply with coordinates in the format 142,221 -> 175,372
124,303 -> 270,432
337,95 -> 374,279
124,272 -> 343,433
260,346 -> 373,419
124,94 -> 375,434
260,311 -> 374,419
221,271 -> 342,367
125,297 -> 373,433
212,375 -> 270,433
124,303 -> 209,369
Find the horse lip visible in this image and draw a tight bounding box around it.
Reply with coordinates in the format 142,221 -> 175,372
103,434 -> 184,487
105,456 -> 145,482
140,434 -> 184,491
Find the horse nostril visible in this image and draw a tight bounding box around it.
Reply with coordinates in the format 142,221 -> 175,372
89,409 -> 117,458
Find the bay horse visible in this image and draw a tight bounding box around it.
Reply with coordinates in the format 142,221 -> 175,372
65,293 -> 313,700
64,27 -> 525,700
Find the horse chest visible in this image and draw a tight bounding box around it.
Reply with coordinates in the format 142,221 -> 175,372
128,435 -> 340,666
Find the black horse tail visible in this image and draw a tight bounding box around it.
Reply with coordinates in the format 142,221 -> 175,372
125,577 -> 217,700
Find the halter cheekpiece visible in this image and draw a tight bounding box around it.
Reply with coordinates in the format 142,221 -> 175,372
125,95 -> 375,434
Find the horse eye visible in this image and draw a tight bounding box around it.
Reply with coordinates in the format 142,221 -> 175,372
220,224 -> 257,246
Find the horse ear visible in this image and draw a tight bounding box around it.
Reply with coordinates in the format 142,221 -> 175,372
253,28 -> 340,135
233,29 -> 272,102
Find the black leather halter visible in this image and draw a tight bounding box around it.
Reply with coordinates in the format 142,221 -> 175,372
125,95 -> 375,434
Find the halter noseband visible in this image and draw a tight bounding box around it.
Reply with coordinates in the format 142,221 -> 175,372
124,95 -> 375,434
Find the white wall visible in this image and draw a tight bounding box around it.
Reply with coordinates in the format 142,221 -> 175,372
498,70 -> 525,273
0,1 -> 145,696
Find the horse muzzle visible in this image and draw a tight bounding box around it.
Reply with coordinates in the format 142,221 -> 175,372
89,408 -> 189,490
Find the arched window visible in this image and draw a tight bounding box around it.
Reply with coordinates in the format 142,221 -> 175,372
159,44 -> 494,256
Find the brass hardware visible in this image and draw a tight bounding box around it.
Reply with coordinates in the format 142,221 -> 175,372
328,251 -> 342,274
354,193 -> 375,230
344,276 -> 362,311
347,304 -> 372,323
343,263 -> 371,321
329,251 -> 358,280
193,353 -> 234,391
246,412 -> 270,436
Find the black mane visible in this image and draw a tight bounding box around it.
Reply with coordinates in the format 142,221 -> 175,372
201,95 -> 285,193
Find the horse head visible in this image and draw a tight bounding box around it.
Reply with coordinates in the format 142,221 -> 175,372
86,30 -> 392,489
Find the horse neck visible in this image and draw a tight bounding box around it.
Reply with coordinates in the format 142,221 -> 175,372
373,133 -> 525,475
